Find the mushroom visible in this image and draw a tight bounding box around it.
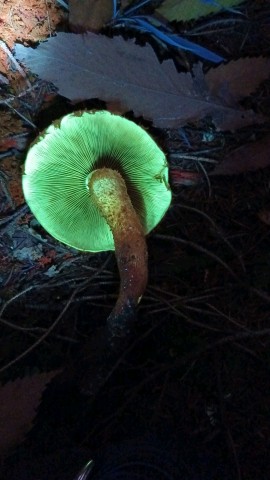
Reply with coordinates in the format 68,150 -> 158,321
22,110 -> 171,345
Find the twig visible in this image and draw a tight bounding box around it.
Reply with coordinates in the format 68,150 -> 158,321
0,40 -> 31,87
56,0 -> 69,10
206,303 -> 250,331
0,285 -> 34,318
187,18 -> 246,36
214,352 -> 243,480
226,425 -> 243,480
250,286 -> 270,304
87,325 -> 270,436
0,287 -> 77,373
156,297 -> 230,334
2,100 -> 37,129
154,233 -> 239,280
173,203 -> 246,272
45,0 -> 52,36
0,171 -> 16,209
196,159 -> 212,197
0,204 -> 28,229
169,153 -> 218,164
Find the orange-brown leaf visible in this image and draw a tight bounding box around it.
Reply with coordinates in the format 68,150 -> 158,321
211,135 -> 270,175
0,370 -> 60,456
15,34 -> 266,131
69,0 -> 113,32
206,57 -> 270,101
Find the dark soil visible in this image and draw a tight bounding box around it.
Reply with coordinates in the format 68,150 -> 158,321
0,1 -> 270,479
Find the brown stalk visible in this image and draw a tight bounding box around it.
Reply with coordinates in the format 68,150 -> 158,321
89,168 -> 148,346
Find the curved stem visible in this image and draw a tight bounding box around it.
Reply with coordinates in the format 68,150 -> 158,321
89,168 -> 148,345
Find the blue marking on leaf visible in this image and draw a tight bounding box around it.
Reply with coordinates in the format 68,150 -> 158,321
112,0 -> 118,18
116,16 -> 224,63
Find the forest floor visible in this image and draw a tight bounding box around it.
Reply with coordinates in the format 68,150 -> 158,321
0,1 -> 270,479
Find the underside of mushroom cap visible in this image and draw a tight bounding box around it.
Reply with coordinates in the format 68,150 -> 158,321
23,110 -> 171,252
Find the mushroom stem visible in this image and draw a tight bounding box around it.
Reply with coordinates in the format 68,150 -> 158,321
89,168 -> 148,343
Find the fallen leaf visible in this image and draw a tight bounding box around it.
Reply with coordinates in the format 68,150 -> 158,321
0,73 -> 9,84
121,0 -> 133,8
0,0 -> 63,79
0,111 -> 27,138
0,155 -> 25,208
0,133 -> 29,152
210,134 -> 270,175
0,0 -> 63,47
69,0 -> 113,32
157,0 -> 245,22
258,210 -> 270,226
0,370 -> 60,456
205,57 -> 270,101
15,33 -> 266,131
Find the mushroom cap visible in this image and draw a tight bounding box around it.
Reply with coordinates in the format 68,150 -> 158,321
23,110 -> 172,252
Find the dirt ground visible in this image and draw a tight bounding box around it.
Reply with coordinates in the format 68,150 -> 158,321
0,1 -> 270,479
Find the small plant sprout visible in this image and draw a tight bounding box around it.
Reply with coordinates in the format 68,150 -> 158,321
22,110 -> 171,345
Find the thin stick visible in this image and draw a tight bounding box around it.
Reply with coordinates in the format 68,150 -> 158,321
0,287 -> 77,373
0,40 -> 31,87
155,233 -> 239,280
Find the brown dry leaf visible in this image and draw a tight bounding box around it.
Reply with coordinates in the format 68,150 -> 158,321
0,0 -> 63,47
211,134 -> 270,175
258,210 -> 270,226
0,155 -> 25,209
0,113 -> 27,210
0,111 -> 26,138
0,370 -> 61,456
206,57 -> 270,101
121,0 -> 133,8
69,0 -> 113,32
15,33 -> 266,131
0,0 -> 64,78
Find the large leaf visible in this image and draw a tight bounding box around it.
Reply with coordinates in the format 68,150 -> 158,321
157,0 -> 245,22
15,33 -> 265,131
0,370 -> 60,456
205,57 -> 270,100
69,0 -> 113,32
211,135 -> 270,175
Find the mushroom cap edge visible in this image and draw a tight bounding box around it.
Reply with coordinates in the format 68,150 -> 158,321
22,110 -> 172,252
